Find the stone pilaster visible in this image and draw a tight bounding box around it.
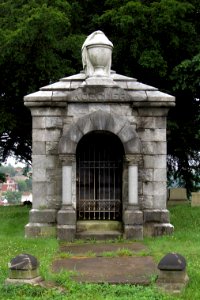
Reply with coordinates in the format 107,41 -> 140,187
57,155 -> 76,241
123,155 -> 143,240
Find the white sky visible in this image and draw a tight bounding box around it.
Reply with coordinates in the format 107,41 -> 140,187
3,157 -> 26,168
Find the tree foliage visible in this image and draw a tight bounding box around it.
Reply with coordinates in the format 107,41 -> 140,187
17,178 -> 32,192
0,0 -> 199,192
2,190 -> 22,204
0,164 -> 16,177
0,0 -> 84,163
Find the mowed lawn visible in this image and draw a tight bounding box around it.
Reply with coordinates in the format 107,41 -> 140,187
0,204 -> 200,299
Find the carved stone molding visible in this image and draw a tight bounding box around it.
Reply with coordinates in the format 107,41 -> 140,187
124,154 -> 143,166
59,154 -> 76,165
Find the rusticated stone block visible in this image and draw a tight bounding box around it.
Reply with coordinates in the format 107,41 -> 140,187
32,117 -> 45,129
32,183 -> 47,209
68,103 -> 89,116
144,222 -> 173,237
138,129 -> 166,142
138,117 -> 166,129
29,209 -> 56,223
138,108 -> 169,117
143,209 -> 170,223
139,169 -> 154,182
32,169 -> 47,182
143,155 -> 166,169
142,195 -> 154,209
25,223 -> 56,238
32,129 -> 46,142
154,223 -> 174,236
45,129 -> 61,142
45,117 -> 62,128
143,223 -> 155,237
124,225 -> 143,240
57,209 -> 76,225
46,142 -> 58,154
31,107 -> 64,117
123,210 -> 143,225
57,225 -> 76,241
154,168 -> 166,181
153,195 -> 167,209
32,141 -> 46,155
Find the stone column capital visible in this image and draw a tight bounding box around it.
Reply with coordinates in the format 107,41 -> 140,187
124,154 -> 143,166
59,154 -> 76,166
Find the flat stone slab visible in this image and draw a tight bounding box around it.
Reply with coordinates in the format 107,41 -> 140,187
52,256 -> 157,284
59,242 -> 147,255
53,243 -> 157,285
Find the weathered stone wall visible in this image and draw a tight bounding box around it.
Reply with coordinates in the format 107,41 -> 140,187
31,108 -> 64,210
137,108 -> 167,210
52,103 -> 168,213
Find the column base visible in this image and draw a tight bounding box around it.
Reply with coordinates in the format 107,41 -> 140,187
123,210 -> 143,225
143,209 -> 170,223
25,223 -> 56,238
29,209 -> 57,223
57,225 -> 76,241
57,208 -> 76,241
144,223 -> 174,237
25,209 -> 57,238
124,225 -> 143,240
143,209 -> 173,237
57,208 -> 76,225
123,210 -> 143,239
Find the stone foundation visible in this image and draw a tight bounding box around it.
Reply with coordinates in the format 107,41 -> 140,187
57,225 -> 76,241
56,208 -> 76,241
25,223 -> 56,238
25,208 -> 173,240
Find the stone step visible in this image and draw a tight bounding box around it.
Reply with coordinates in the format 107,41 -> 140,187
75,230 -> 122,241
76,220 -> 123,232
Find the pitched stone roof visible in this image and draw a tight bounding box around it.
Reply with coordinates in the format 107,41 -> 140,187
24,70 -> 175,108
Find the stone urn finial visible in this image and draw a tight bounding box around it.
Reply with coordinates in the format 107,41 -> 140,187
82,31 -> 113,78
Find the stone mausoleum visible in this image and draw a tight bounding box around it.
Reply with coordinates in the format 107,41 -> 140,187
24,31 -> 175,241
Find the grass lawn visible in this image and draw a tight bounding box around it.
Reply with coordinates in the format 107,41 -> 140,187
0,204 -> 200,299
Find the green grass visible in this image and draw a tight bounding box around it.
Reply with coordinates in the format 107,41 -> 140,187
0,204 -> 200,299
144,204 -> 200,300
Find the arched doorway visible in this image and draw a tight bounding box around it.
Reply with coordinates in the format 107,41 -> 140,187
76,131 -> 124,221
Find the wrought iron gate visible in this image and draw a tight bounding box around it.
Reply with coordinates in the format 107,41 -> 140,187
76,131 -> 124,221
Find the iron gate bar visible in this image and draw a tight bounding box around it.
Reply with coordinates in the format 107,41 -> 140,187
76,132 -> 123,221
78,199 -> 121,220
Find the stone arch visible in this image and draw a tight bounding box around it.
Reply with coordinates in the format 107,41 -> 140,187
58,110 -> 141,155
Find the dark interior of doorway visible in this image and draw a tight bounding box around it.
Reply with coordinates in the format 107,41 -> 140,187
76,131 -> 124,222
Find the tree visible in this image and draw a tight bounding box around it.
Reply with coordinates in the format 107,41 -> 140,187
0,173 -> 5,182
0,164 -> 16,177
93,0 -> 200,193
3,191 -> 22,204
168,54 -> 200,194
17,178 -> 32,192
0,0 -> 84,163
0,0 -> 199,193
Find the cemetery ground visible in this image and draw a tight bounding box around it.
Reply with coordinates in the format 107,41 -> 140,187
0,205 -> 200,299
